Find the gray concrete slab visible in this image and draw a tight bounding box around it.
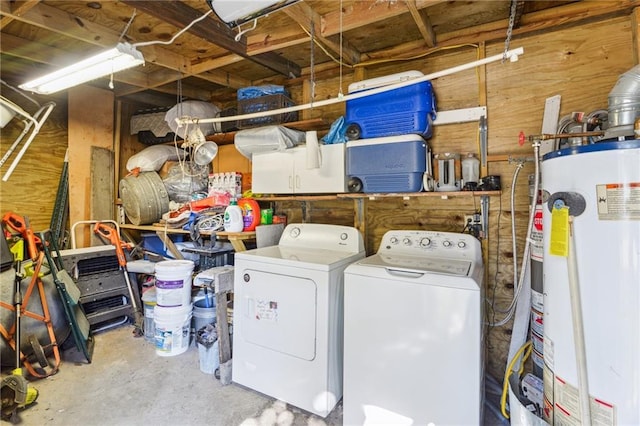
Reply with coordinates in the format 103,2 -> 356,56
12,325 -> 342,426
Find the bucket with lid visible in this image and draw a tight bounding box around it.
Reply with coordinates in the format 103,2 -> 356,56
155,260 -> 194,307
154,304 -> 192,357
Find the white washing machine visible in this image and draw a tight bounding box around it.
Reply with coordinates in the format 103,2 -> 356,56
343,230 -> 484,425
232,223 -> 365,417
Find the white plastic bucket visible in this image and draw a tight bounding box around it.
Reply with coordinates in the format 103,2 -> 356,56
155,260 -> 194,307
154,304 -> 193,357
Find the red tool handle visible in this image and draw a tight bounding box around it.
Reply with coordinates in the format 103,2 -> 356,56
2,212 -> 40,260
93,223 -> 130,268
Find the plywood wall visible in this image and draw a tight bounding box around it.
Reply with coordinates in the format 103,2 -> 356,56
0,93 -> 68,231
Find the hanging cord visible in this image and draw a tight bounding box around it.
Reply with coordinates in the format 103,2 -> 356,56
109,9 -> 138,89
234,19 -> 258,42
502,0 -> 517,62
309,18 -> 315,106
338,0 -> 344,98
118,8 -> 137,43
133,10 -> 213,48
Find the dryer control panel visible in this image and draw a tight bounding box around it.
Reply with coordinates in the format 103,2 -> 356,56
378,230 -> 482,263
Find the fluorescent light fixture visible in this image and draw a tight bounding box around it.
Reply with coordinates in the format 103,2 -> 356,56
19,42 -> 144,95
207,0 -> 299,27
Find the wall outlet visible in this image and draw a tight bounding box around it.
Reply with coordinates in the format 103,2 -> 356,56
464,213 -> 481,226
464,213 -> 482,238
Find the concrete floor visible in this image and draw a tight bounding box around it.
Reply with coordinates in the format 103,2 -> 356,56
11,325 -> 343,426
8,324 -> 508,426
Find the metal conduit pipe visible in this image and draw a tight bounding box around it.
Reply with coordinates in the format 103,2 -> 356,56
606,64 -> 640,138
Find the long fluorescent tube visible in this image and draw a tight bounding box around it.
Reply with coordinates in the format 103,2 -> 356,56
207,0 -> 299,27
19,42 -> 144,95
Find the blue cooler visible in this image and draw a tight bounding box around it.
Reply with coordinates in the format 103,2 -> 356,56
345,71 -> 436,140
347,134 -> 427,193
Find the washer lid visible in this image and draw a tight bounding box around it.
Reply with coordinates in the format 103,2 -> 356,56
235,245 -> 365,270
355,253 -> 473,277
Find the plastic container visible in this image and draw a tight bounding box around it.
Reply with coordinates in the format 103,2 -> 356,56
193,297 -> 217,334
346,134 -> 427,193
155,260 -> 195,307
238,198 -> 261,231
462,153 -> 480,184
141,287 -> 157,342
154,304 -> 193,357
223,200 -> 244,232
345,71 -> 436,140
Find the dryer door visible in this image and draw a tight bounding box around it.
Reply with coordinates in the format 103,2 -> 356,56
238,269 -> 317,361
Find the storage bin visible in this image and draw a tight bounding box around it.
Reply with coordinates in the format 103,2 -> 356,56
237,94 -> 298,129
345,71 -> 436,140
346,134 -> 427,193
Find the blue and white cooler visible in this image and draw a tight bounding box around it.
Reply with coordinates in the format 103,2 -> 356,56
345,70 -> 437,140
346,134 -> 427,193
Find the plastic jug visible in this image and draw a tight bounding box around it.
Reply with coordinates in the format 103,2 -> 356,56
462,153 -> 480,184
223,199 -> 244,232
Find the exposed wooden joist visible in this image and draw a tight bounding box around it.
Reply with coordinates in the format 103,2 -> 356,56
405,0 -> 437,47
123,1 -> 301,78
0,0 -> 38,30
360,0 -> 639,64
282,2 -> 361,65
0,1 -> 250,96
321,0 -> 446,36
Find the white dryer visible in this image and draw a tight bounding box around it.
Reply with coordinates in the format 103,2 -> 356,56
232,223 -> 365,417
343,230 -> 484,425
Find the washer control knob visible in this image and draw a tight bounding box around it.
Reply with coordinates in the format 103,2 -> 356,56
390,237 -> 399,244
419,238 -> 432,247
290,227 -> 301,238
442,240 -> 452,248
403,238 -> 412,246
458,241 -> 467,248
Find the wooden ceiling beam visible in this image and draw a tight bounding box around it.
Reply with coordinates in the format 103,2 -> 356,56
321,0 -> 446,36
0,1 -> 251,95
0,0 -> 39,30
360,0 -> 639,64
405,0 -> 437,48
122,0 -> 301,78
282,2 -> 361,65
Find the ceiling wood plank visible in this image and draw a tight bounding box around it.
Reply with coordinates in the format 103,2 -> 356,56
405,0 -> 437,48
321,0 -> 446,36
0,1 -> 247,94
282,2 -> 361,65
0,0 -> 39,30
358,0 -> 639,64
123,0 -> 301,78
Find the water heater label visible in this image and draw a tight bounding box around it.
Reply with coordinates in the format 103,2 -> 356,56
552,375 -> 616,426
596,182 -> 640,220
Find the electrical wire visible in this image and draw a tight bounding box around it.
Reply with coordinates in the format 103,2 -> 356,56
500,340 -> 533,419
133,10 -> 213,48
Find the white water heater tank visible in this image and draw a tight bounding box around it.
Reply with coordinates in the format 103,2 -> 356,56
541,140 -> 640,425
